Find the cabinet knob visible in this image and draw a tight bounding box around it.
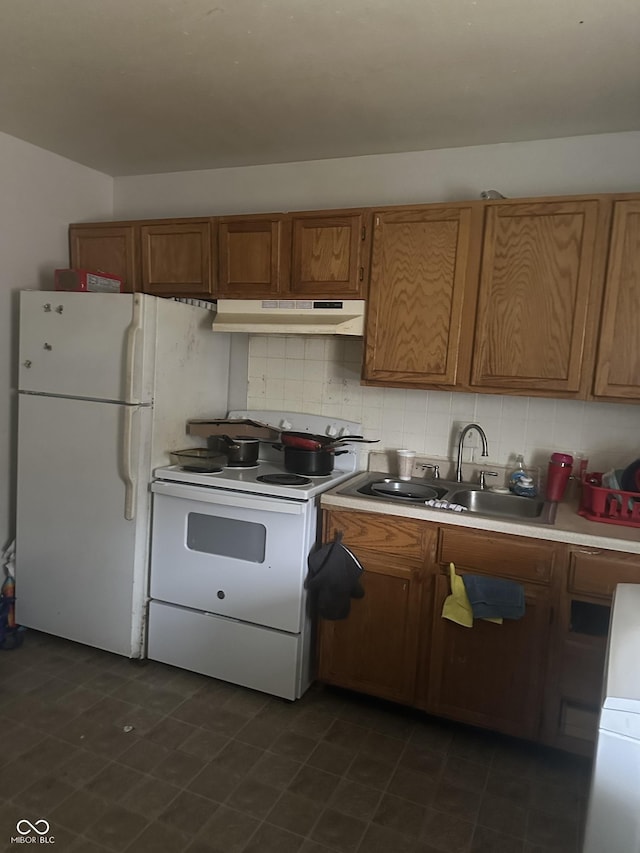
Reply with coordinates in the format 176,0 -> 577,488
55,305 -> 64,314
43,343 -> 52,351
23,360 -> 32,368
43,303 -> 51,312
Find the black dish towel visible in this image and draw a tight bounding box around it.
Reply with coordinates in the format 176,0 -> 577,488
305,531 -> 365,620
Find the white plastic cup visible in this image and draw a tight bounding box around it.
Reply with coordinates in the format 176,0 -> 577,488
397,449 -> 416,481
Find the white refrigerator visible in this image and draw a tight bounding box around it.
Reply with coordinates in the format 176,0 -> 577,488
15,290 -> 232,658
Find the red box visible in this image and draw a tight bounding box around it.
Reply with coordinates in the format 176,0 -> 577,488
54,268 -> 123,293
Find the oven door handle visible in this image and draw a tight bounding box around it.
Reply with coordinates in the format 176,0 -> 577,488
151,481 -> 307,515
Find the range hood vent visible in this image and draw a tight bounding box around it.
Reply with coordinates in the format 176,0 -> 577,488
212,299 -> 365,336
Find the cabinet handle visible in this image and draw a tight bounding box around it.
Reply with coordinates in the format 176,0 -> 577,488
359,267 -> 364,281
576,549 -> 601,556
361,226 -> 366,241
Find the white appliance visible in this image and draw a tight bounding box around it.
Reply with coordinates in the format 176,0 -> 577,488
583,583 -> 640,853
211,299 -> 365,335
148,410 -> 362,700
15,291 -> 233,658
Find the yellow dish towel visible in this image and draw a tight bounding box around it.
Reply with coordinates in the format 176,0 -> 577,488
441,563 -> 502,627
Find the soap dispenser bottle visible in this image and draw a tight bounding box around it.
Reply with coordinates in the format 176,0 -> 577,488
509,455 -> 537,498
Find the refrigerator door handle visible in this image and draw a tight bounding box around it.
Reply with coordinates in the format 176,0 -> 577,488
124,295 -> 143,403
122,407 -> 138,521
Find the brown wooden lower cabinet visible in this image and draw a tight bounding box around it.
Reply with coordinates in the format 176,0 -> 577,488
317,509 -> 434,705
317,508 -> 640,755
317,558 -> 423,705
428,573 -> 550,740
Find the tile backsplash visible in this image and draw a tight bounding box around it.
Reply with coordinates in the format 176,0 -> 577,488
247,336 -> 640,477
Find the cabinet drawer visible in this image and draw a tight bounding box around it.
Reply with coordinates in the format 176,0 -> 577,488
324,510 -> 428,560
568,549 -> 640,598
438,527 -> 556,584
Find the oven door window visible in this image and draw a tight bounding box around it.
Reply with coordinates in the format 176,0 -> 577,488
186,513 -> 266,563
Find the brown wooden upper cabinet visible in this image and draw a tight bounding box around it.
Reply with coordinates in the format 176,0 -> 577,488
215,210 -> 369,299
69,224 -> 139,293
290,212 -> 370,297
593,199 -> 640,400
470,199 -> 601,396
140,220 -> 212,296
216,215 -> 289,298
363,204 -> 481,386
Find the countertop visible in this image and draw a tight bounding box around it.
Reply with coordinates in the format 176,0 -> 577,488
321,471 -> 640,555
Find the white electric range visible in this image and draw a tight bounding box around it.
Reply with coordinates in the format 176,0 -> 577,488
147,411 -> 363,700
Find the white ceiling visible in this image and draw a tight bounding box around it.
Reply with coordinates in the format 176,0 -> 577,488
1,0 -> 639,177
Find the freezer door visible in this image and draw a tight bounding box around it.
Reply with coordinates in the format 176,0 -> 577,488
15,394 -> 151,657
18,291 -> 155,403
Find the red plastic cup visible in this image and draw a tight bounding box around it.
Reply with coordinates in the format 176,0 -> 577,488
546,452 -> 574,502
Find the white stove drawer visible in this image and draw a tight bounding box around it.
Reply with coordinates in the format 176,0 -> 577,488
147,601 -> 302,700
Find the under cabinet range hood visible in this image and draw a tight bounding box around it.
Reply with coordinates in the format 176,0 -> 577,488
211,299 -> 365,336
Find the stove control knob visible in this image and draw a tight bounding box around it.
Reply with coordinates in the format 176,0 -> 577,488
280,419 -> 292,430
326,425 -> 338,437
217,590 -> 225,600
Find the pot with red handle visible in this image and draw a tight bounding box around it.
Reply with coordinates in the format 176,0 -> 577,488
272,444 -> 349,476
279,431 -> 379,451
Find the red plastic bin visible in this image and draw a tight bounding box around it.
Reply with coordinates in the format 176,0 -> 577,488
578,473 -> 640,527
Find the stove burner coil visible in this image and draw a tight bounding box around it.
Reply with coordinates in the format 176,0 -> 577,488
223,462 -> 259,470
256,474 -> 312,486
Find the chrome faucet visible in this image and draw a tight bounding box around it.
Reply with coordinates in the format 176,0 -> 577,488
456,423 -> 489,483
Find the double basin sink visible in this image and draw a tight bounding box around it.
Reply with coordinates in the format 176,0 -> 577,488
337,473 -> 549,523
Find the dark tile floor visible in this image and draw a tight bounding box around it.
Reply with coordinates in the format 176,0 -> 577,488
0,631 -> 591,853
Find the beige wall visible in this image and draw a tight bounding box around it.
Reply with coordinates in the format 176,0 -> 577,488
113,130 -> 640,218
0,131 -> 113,549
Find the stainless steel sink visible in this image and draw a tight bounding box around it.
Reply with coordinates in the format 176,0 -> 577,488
447,489 -> 546,520
337,472 -> 550,523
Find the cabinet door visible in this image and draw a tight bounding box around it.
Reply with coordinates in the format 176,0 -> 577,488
317,558 -> 423,705
69,225 -> 139,293
428,573 -> 550,739
593,200 -> 640,399
471,200 -> 600,394
140,221 -> 212,296
217,215 -> 290,297
290,212 -> 369,297
363,205 -> 480,387
544,547 -> 640,754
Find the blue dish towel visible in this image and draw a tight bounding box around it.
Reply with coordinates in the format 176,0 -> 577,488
461,574 -> 525,620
